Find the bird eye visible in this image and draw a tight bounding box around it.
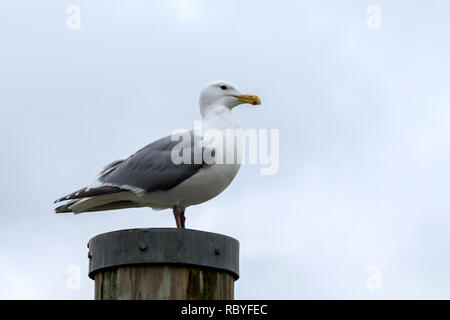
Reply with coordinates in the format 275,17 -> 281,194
220,85 -> 228,90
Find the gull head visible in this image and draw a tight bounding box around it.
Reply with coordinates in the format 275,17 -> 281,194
199,81 -> 261,114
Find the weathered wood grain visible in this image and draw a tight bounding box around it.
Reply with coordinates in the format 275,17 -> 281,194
94,265 -> 234,300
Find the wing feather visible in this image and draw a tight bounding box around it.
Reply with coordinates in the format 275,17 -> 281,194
98,131 -> 211,193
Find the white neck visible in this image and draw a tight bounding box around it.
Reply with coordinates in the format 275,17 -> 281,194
201,104 -> 240,131
200,104 -> 243,166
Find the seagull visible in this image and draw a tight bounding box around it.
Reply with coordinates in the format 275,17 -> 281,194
54,81 -> 261,228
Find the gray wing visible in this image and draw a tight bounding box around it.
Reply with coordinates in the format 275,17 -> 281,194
54,131 -> 212,204
98,131 -> 210,193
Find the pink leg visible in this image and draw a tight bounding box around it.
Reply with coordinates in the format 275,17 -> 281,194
180,210 -> 186,229
173,205 -> 182,229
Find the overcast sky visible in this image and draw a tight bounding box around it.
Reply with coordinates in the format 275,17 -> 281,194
1,0 -> 450,299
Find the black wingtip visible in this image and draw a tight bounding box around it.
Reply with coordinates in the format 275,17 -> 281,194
53,185 -> 125,205
54,203 -> 73,213
54,197 -> 67,204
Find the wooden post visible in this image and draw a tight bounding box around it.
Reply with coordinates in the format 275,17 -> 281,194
88,228 -> 239,300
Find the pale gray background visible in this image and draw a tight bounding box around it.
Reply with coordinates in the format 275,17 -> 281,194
1,0 -> 449,299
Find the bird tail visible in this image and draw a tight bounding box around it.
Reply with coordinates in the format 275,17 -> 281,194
54,191 -> 146,214
54,185 -> 125,204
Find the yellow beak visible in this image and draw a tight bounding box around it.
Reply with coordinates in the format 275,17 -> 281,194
235,94 -> 261,106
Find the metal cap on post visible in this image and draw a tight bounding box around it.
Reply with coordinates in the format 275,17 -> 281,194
88,228 -> 239,300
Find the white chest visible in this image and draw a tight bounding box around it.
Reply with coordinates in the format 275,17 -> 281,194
145,106 -> 243,208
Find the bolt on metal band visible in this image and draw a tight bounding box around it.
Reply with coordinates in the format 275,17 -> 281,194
88,228 -> 240,280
